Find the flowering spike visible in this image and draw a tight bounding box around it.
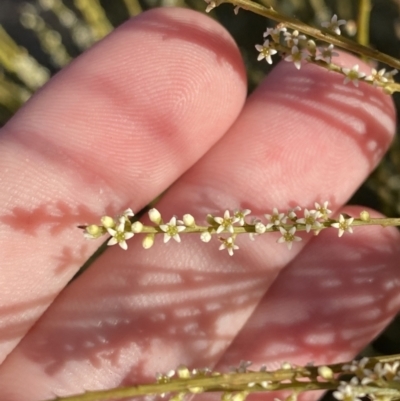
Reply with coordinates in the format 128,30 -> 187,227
81,200 -> 400,257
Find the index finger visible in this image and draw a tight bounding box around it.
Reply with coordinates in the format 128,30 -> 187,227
0,7 -> 247,362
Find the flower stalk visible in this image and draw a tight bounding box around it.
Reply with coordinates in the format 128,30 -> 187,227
44,356 -> 400,401
80,202 -> 400,256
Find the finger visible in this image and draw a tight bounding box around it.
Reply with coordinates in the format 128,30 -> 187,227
214,206 -> 400,401
0,7 -> 247,362
0,54 -> 395,400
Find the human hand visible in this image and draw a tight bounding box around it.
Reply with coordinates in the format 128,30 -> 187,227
0,7 -> 399,401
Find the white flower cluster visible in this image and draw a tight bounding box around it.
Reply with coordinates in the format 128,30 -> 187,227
254,15 -> 398,88
333,377 -> 365,401
255,17 -> 343,70
342,358 -> 400,384
82,201 -> 358,256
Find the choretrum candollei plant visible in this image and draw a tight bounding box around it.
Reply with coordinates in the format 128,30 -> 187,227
67,3 -> 400,401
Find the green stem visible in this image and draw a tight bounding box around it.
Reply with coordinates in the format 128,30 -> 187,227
45,357 -> 400,401
357,0 -> 371,47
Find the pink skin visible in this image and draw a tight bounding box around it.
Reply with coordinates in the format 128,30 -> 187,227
0,7 -> 399,401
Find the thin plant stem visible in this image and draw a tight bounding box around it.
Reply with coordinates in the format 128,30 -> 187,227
357,0 -> 371,48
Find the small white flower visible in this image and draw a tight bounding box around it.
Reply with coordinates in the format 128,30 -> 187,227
315,44 -> 339,63
265,208 -> 287,229
263,27 -> 276,38
131,221 -> 143,233
101,215 -> 115,229
204,0 -> 216,13
306,39 -> 317,56
263,25 -> 287,41
277,226 -> 302,250
156,370 -> 175,383
84,224 -> 104,239
255,222 -> 266,234
284,46 -> 308,70
384,361 -> 400,378
384,69 -> 398,81
333,378 -> 365,401
142,234 -> 155,249
287,206 -> 301,221
255,40 -> 278,64
321,14 -> 347,35
374,362 -> 400,380
200,231 -> 212,243
121,208 -> 134,218
234,209 -> 251,226
159,216 -> 186,243
214,210 -> 238,234
296,209 -> 322,233
342,64 -> 366,87
331,214 -> 354,237
183,214 -> 195,227
360,210 -> 370,222
314,201 -> 332,219
284,30 -> 306,47
342,357 -> 369,373
365,68 -> 389,86
219,236 -> 239,256
149,208 -> 162,224
318,366 -> 334,380
107,217 -> 134,250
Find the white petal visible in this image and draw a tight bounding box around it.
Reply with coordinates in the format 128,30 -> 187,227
107,237 -> 118,246
125,232 -> 134,240
201,232 -> 212,242
159,224 -> 168,232
173,234 -> 181,243
119,241 -> 128,250
107,227 -> 117,236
